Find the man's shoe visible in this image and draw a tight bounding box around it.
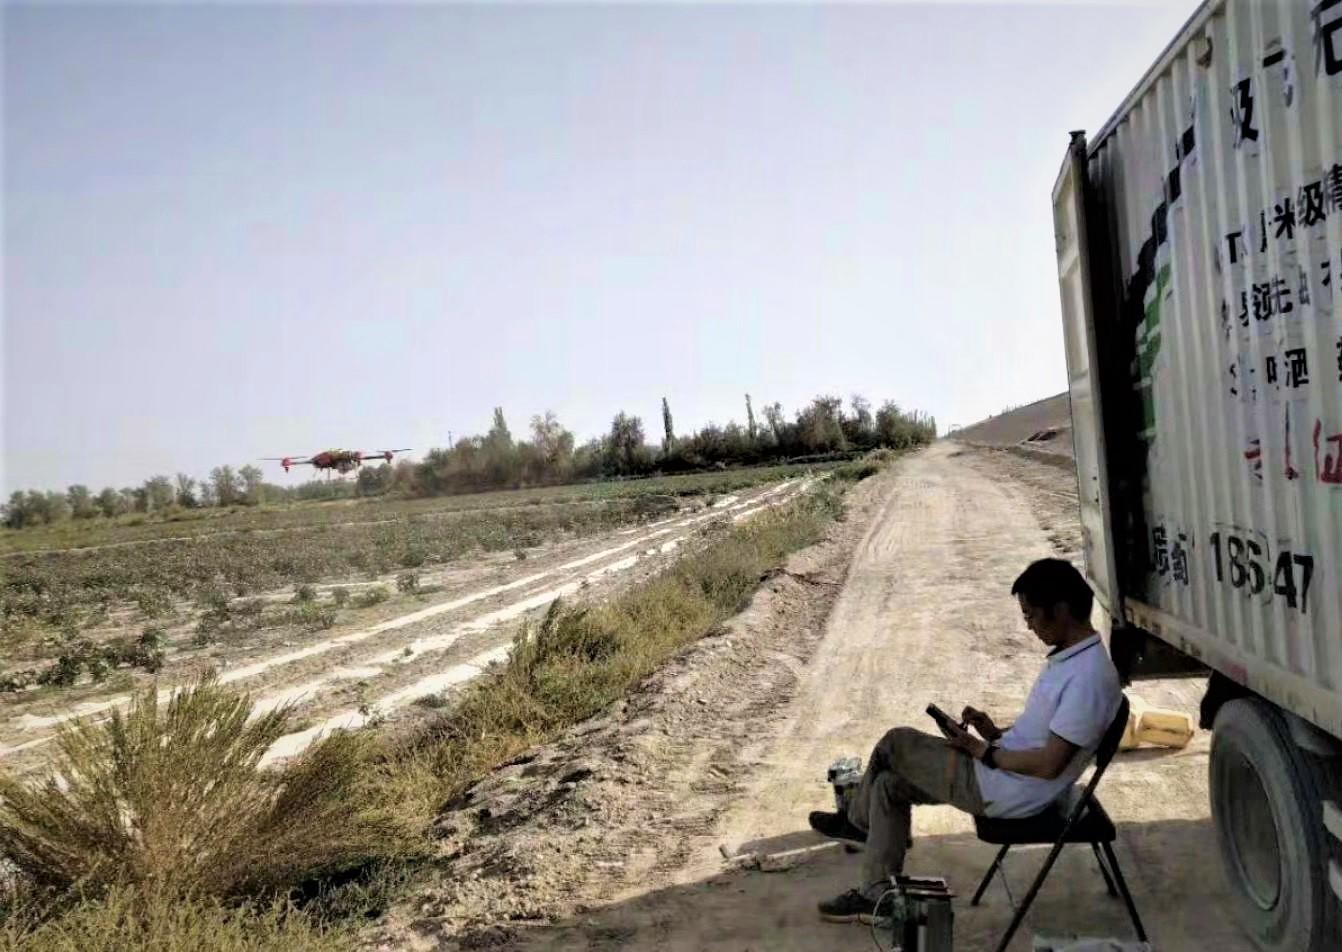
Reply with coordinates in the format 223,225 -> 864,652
808,810 -> 868,843
817,889 -> 893,924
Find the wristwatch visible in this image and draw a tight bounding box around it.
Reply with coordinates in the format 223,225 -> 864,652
981,745 -> 999,769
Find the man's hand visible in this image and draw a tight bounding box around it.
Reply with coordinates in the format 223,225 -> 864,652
942,720 -> 989,760
961,706 -> 1002,741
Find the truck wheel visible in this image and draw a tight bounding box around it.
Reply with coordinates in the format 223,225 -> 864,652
1210,698 -> 1338,952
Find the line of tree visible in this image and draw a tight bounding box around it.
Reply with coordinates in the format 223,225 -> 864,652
2,394 -> 935,529
409,395 -> 934,496
2,465 -> 282,529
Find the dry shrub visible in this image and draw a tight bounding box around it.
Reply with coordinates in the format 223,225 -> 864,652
833,457 -> 883,482
0,886 -> 353,952
278,603 -> 337,631
353,587 -> 388,609
0,674 -> 423,902
224,730 -> 427,895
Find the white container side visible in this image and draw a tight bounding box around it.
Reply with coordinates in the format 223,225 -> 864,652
1080,0 -> 1342,733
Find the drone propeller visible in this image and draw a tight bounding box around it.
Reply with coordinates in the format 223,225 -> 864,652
359,448 -> 412,460
262,455 -> 317,473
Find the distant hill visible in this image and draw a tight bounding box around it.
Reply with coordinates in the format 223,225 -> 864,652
950,392 -> 1073,458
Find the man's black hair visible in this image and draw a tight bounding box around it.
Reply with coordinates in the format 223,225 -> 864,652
1011,558 -> 1094,622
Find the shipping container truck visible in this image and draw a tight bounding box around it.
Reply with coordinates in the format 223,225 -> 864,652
1053,1 -> 1342,950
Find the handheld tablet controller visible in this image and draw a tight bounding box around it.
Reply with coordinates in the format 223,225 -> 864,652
925,703 -> 961,739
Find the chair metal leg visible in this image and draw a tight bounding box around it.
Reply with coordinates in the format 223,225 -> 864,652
971,845 -> 1011,906
1091,841 -> 1118,896
992,839 -> 1070,952
1101,842 -> 1148,942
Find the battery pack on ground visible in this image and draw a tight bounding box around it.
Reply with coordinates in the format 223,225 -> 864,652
888,875 -> 954,952
827,755 -> 862,812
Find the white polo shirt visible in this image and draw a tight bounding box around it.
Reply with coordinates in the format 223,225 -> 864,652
974,633 -> 1122,819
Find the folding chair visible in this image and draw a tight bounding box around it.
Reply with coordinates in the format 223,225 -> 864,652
969,695 -> 1147,952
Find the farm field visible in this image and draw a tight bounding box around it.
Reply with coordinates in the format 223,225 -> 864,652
0,463 -> 828,555
0,467 -> 833,773
1,464 -> 838,675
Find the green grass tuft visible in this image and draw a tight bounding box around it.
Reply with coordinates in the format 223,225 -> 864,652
0,887 -> 354,952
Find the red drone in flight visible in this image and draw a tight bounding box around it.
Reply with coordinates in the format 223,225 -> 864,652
263,449 -> 411,475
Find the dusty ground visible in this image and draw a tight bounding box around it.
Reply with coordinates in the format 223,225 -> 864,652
375,442 -> 1254,952
0,480 -> 809,772
953,393 -> 1073,458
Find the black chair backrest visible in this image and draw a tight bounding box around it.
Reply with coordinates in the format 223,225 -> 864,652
1057,695 -> 1129,828
1092,694 -> 1131,777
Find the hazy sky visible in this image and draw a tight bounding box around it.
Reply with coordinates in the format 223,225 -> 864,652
3,0 -> 1201,494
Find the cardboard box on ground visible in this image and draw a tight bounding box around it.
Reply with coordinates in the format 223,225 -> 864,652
1119,694 -> 1195,751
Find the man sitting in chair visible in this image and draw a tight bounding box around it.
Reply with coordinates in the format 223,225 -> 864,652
810,557 -> 1123,923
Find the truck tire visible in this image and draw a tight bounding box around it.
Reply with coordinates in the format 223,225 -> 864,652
1210,698 -> 1339,952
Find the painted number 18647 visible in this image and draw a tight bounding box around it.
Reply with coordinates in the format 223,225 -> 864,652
1209,530 -> 1314,614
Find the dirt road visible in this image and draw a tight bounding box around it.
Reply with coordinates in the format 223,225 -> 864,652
430,443 -> 1257,952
